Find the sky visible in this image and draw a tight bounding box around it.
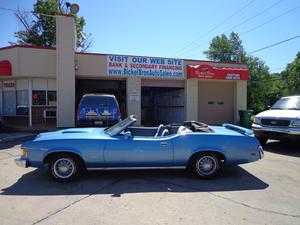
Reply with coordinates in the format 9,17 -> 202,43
0,0 -> 300,73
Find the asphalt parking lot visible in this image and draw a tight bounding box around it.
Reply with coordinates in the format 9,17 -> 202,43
0,139 -> 299,225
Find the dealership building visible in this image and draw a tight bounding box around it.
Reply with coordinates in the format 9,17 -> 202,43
0,15 -> 249,129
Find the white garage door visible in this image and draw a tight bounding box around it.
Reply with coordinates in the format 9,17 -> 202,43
198,81 -> 234,125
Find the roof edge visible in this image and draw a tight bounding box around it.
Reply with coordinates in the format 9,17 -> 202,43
0,45 -> 55,51
0,45 -> 247,66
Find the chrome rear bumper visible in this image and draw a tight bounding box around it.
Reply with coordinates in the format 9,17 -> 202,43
15,158 -> 27,168
259,146 -> 264,159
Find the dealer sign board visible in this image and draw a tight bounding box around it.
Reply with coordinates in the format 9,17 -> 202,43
107,55 -> 184,78
3,80 -> 15,91
187,64 -> 249,80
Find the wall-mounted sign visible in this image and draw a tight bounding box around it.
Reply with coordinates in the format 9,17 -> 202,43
0,60 -> 12,76
187,64 -> 249,80
3,80 -> 15,91
129,94 -> 140,102
107,55 -> 184,78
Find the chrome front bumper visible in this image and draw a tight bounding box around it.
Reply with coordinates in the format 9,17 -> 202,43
252,124 -> 300,135
15,158 -> 28,168
259,146 -> 264,159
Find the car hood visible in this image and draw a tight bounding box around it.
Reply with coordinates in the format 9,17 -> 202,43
256,110 -> 300,119
33,128 -> 109,141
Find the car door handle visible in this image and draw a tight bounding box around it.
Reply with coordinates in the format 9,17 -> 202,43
160,141 -> 169,146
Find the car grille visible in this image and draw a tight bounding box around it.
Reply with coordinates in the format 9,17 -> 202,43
261,119 -> 290,127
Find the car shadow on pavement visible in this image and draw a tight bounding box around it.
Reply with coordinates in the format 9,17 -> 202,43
1,166 -> 268,196
264,140 -> 300,157
0,137 -> 35,151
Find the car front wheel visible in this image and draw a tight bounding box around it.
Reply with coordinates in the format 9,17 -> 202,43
255,135 -> 268,146
190,153 -> 221,179
49,154 -> 81,182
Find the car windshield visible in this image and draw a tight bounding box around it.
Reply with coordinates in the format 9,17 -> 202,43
105,115 -> 136,136
80,95 -> 117,108
271,97 -> 300,110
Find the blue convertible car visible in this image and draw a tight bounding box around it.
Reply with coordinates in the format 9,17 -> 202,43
15,115 -> 263,181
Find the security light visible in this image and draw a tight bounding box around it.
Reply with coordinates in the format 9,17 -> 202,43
70,3 -> 80,14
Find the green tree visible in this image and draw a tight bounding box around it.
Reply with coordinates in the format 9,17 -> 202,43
204,32 -> 277,113
280,52 -> 300,95
246,56 -> 275,113
14,0 -> 91,51
205,33 -> 300,113
204,32 -> 246,62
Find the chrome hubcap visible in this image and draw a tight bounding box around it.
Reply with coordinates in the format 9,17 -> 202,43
53,158 -> 74,179
196,156 -> 217,175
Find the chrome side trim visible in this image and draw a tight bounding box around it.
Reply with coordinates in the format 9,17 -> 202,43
86,166 -> 186,171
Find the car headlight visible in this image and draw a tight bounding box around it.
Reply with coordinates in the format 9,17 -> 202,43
291,120 -> 300,127
21,147 -> 27,158
254,117 -> 261,124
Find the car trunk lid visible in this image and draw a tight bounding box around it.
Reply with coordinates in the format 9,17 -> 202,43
210,124 -> 253,136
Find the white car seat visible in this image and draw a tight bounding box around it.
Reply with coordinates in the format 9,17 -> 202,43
177,126 -> 192,134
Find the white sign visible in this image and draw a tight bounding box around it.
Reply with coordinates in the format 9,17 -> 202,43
3,80 -> 15,91
107,55 -> 184,78
129,94 -> 140,102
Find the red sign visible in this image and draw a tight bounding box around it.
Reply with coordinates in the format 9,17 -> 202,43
3,82 -> 15,88
0,60 -> 12,76
187,64 -> 249,80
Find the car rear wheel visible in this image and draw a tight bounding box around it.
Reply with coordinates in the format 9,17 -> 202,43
49,154 -> 82,182
190,153 -> 221,179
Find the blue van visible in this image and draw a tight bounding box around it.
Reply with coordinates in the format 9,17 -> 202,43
77,94 -> 121,127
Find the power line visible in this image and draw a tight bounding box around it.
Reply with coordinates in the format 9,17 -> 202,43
249,74 -> 300,84
189,34 -> 300,60
185,3 -> 300,59
169,0 -> 257,57
178,0 -> 285,58
0,6 -> 63,18
249,34 -> 300,54
240,5 -> 300,36
269,66 -> 286,72
223,0 -> 284,35
0,6 -> 16,12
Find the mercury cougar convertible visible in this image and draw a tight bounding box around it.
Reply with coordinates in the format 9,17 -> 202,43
15,115 -> 263,181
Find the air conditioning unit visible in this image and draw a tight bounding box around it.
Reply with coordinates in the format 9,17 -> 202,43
43,108 -> 56,119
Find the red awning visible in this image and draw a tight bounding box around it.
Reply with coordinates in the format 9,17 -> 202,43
0,60 -> 12,76
187,64 -> 249,80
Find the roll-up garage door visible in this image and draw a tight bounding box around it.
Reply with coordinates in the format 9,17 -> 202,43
198,81 -> 234,125
141,79 -> 185,126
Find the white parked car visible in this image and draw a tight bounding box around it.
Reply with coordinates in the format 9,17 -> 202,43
252,95 -> 300,145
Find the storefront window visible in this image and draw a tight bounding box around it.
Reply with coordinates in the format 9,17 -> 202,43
47,91 -> 57,106
32,90 -> 46,105
3,91 -> 16,115
0,89 -> 2,116
17,90 -> 29,115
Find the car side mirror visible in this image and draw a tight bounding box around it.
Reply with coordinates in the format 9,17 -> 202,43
267,105 -> 271,109
124,131 -> 132,140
